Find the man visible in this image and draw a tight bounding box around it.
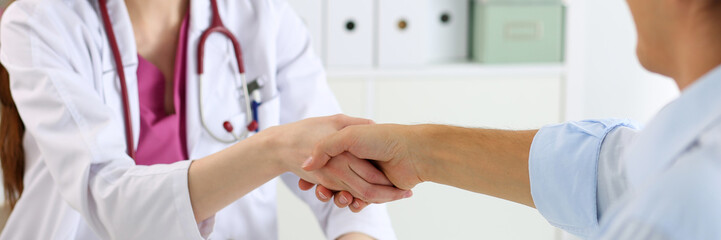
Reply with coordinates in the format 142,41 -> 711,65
299,0 -> 721,238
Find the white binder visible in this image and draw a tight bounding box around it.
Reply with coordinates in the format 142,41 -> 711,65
427,0 -> 469,63
324,0 -> 375,68
376,0 -> 430,67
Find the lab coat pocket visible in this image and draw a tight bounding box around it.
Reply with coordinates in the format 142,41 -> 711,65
199,55 -> 247,143
256,94 -> 280,131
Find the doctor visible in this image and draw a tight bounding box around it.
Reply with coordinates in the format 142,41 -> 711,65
0,0 -> 409,239
302,0 -> 721,238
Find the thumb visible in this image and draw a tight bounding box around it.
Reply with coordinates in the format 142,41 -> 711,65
303,129 -> 355,171
301,155 -> 329,171
331,114 -> 375,129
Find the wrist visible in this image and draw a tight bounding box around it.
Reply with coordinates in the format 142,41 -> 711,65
244,130 -> 287,175
404,124 -> 440,183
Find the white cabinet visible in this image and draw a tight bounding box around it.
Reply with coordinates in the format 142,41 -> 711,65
373,76 -> 561,129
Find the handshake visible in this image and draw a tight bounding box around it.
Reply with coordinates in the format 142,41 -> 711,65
289,114 -> 428,212
267,114 -> 536,213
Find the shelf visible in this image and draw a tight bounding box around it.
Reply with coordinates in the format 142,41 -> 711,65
326,63 -> 565,79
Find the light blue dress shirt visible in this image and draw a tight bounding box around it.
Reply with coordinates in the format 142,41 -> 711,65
529,65 -> 721,239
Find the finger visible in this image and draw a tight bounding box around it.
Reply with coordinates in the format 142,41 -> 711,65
341,171 -> 413,203
346,153 -> 393,186
298,179 -> 316,191
333,191 -> 353,208
304,129 -> 356,171
302,114 -> 371,171
349,199 -> 370,213
321,153 -> 411,203
315,185 -> 332,202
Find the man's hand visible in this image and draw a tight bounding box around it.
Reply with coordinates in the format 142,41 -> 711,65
299,124 -> 539,211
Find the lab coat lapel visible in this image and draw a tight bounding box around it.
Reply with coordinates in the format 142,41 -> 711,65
185,0 -> 209,160
98,0 -> 141,151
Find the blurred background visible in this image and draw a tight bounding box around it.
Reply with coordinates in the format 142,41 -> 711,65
278,0 -> 679,239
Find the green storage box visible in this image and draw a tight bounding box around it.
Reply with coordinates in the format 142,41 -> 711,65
483,0 -> 562,3
471,1 -> 565,63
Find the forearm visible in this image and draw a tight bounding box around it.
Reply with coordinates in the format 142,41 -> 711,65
187,115 -> 378,222
188,136 -> 285,222
413,125 -> 537,207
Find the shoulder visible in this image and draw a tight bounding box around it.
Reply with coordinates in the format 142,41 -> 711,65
1,0 -> 102,62
598,147 -> 721,239
1,0 -> 101,44
2,0 -> 97,26
1,0 -> 106,85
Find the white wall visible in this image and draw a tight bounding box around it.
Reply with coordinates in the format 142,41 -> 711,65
566,0 -> 678,123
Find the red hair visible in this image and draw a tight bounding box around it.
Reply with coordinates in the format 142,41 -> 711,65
0,0 -> 25,209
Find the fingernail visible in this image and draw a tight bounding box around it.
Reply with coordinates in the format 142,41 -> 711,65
352,201 -> 360,209
319,191 -> 328,200
339,195 -> 349,204
301,157 -> 313,169
403,191 -> 413,198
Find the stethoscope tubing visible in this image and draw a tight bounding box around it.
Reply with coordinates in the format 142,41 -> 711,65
198,74 -> 252,143
98,0 -> 136,159
197,0 -> 255,142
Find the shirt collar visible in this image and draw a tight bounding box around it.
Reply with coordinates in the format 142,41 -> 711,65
625,64 -> 721,188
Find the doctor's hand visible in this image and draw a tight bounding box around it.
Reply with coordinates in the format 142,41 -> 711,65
255,115 -> 411,203
298,124 -> 428,211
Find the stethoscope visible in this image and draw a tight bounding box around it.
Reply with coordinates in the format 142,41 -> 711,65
98,0 -> 260,159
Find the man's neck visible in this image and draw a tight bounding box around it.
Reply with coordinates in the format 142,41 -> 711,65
672,10 -> 721,90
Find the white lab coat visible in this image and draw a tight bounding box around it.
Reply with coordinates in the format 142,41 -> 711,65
0,0 -> 396,239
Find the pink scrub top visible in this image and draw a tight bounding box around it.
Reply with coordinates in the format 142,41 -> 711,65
134,13 -> 190,165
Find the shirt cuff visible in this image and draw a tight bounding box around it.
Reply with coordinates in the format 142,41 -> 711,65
529,119 -> 637,238
172,160 -> 216,239
324,204 -> 397,240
